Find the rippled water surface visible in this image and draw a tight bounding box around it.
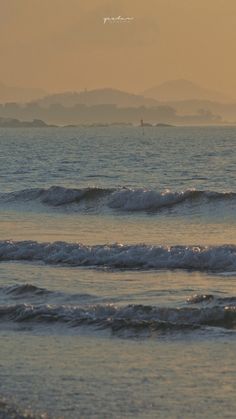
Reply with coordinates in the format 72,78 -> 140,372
0,126 -> 236,417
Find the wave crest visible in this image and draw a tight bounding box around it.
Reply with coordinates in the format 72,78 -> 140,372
0,303 -> 236,331
3,283 -> 49,296
0,186 -> 235,212
1,240 -> 236,272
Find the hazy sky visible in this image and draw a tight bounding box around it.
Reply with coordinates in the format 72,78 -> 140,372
0,0 -> 236,96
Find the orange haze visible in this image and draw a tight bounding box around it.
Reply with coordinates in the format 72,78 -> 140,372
0,0 -> 236,97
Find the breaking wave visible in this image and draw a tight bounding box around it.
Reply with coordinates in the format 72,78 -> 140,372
1,240 -> 236,272
186,294 -> 236,305
0,186 -> 113,207
0,283 -> 99,305
0,302 -> 235,331
1,283 -> 50,296
0,186 -> 235,212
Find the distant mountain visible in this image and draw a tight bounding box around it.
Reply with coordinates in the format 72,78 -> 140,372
0,82 -> 46,103
141,79 -> 232,103
36,88 -> 159,108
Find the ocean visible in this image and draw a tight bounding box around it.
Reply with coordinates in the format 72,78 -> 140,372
0,125 -> 236,418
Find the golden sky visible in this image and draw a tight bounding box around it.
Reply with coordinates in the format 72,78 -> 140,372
0,0 -> 236,96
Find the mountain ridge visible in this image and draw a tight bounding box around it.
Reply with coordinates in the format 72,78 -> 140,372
141,79 -> 232,103
35,87 -> 159,108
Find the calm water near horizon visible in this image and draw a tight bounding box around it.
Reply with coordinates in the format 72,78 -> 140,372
0,126 -> 236,418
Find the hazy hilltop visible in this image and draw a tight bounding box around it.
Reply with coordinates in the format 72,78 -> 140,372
36,88 -> 159,108
141,79 -> 232,103
0,82 -> 46,103
1,79 -> 235,125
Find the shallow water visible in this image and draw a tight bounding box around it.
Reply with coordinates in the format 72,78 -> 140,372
0,126 -> 236,417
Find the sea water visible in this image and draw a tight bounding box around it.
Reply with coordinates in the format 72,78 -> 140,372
0,126 -> 236,418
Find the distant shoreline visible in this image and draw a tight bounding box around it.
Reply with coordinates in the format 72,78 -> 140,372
0,117 -> 236,129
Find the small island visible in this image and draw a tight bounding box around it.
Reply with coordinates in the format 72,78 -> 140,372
0,117 -> 56,128
0,117 -> 176,129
